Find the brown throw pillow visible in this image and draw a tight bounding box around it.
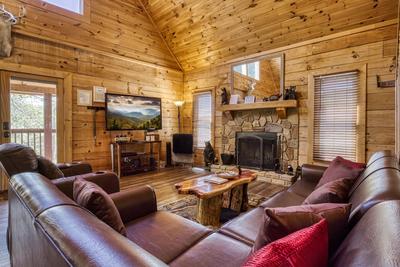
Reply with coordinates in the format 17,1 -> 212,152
316,156 -> 365,188
303,178 -> 353,205
73,179 -> 127,236
253,203 -> 351,255
37,156 -> 64,180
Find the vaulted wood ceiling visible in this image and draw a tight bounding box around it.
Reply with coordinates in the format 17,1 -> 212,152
142,0 -> 398,71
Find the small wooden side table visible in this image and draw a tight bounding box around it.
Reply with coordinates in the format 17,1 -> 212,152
175,171 -> 257,227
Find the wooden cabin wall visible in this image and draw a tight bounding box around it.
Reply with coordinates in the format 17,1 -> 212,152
4,0 -> 180,69
145,0 -> 398,71
183,23 -> 397,165
0,0 -> 184,171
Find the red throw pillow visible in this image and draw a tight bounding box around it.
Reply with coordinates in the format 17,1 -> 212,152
73,179 -> 127,236
253,203 -> 350,255
316,156 -> 365,188
244,219 -> 328,267
303,178 -> 353,205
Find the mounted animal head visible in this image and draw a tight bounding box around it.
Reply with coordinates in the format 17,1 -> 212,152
0,5 -> 25,58
0,17 -> 12,57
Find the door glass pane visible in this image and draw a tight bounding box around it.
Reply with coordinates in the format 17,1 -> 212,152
10,78 -> 58,162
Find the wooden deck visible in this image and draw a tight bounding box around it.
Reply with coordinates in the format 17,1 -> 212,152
0,167 -> 283,266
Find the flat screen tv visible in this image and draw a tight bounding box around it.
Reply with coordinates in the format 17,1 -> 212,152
106,93 -> 162,131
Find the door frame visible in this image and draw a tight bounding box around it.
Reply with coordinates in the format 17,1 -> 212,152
0,62 -> 73,163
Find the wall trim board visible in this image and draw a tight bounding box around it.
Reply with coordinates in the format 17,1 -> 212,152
184,19 -> 397,75
12,29 -> 184,74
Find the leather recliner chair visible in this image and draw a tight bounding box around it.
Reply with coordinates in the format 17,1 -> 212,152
0,143 -> 120,197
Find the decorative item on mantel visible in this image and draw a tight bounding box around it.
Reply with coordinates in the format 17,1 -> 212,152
244,95 -> 256,104
229,94 -> 240,104
283,86 -> 297,100
263,94 -> 282,102
221,87 -> 229,105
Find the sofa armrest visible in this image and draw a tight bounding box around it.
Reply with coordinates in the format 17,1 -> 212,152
301,164 -> 327,184
53,171 -> 120,199
57,162 -> 92,177
110,186 -> 157,223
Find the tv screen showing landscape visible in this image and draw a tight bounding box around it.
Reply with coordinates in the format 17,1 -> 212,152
106,94 -> 162,131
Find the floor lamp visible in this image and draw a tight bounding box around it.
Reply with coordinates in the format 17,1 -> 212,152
174,100 -> 185,133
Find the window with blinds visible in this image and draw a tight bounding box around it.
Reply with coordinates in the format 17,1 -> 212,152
193,92 -> 212,148
313,71 -> 359,162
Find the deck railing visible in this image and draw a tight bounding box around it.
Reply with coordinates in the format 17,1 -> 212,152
11,128 -> 57,162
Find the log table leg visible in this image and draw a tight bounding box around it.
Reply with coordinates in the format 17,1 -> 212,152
222,190 -> 231,208
241,184 -> 249,212
229,184 -> 249,212
197,195 -> 223,227
230,185 -> 244,212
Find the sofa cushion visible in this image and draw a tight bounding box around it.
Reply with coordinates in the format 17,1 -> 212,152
259,191 -> 305,208
316,156 -> 365,188
287,179 -> 317,198
125,211 -> 212,263
170,233 -> 251,267
331,200 -> 400,267
219,207 -> 264,245
244,219 -> 328,267
0,143 -> 38,177
303,178 -> 353,205
220,191 -> 306,246
37,156 -> 64,180
73,179 -> 127,236
254,203 -> 351,255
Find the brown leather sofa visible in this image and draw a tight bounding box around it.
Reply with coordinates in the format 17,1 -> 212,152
7,150 -> 400,267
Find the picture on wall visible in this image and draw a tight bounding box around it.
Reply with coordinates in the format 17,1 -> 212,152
106,93 -> 162,131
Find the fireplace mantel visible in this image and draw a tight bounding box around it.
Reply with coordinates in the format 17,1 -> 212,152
220,100 -> 297,119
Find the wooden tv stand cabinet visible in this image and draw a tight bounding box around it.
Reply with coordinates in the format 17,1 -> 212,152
111,141 -> 162,177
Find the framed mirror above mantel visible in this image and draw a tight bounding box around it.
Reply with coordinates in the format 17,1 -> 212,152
222,53 -> 297,119
231,53 -> 285,100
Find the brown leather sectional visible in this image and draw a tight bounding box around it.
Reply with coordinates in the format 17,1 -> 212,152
7,150 -> 400,267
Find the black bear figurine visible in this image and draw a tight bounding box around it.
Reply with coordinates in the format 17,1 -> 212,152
203,141 -> 216,168
221,87 -> 229,105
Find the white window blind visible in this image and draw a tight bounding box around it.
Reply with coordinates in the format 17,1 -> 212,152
193,92 -> 212,148
313,71 -> 359,162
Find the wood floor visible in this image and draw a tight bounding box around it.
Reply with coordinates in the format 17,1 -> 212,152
0,167 -> 284,267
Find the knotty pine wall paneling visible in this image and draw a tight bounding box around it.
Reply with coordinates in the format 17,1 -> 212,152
1,0 -> 184,170
145,0 -> 398,71
183,24 -> 397,165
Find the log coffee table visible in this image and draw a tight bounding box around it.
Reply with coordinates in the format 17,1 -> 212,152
175,171 -> 257,227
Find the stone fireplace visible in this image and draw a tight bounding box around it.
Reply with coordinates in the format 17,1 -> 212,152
212,108 -> 299,187
221,108 -> 299,172
236,132 -> 278,170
